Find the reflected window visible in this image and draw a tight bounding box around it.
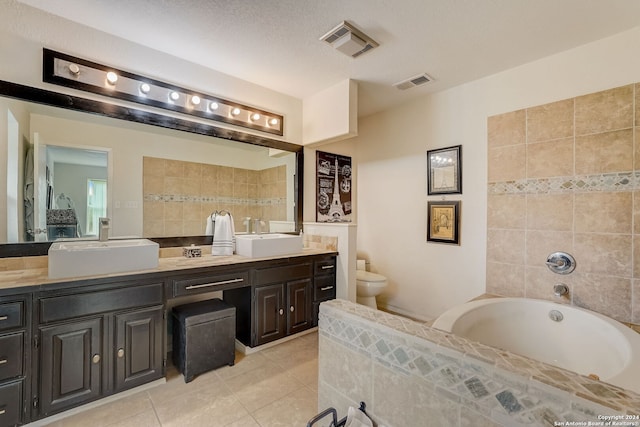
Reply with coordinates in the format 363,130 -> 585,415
86,179 -> 107,236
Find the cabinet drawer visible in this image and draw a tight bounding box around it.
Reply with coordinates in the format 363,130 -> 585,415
314,258 -> 336,275
314,275 -> 336,301
40,282 -> 164,323
0,302 -> 23,332
0,379 -> 22,427
254,263 -> 312,286
0,333 -> 23,382
172,271 -> 249,297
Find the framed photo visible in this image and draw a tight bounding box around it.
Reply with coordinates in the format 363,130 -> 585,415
427,200 -> 460,245
427,145 -> 462,195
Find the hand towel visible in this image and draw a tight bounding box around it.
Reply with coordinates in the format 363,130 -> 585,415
211,213 -> 235,256
344,406 -> 373,427
205,215 -> 214,235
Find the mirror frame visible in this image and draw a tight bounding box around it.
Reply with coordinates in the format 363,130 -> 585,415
0,79 -> 304,257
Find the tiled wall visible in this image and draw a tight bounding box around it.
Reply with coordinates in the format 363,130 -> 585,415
318,300 -> 638,426
487,84 -> 639,324
142,157 -> 287,237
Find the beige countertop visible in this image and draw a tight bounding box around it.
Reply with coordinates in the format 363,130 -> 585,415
0,248 -> 337,293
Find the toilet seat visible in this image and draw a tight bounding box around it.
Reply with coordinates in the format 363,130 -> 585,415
356,270 -> 386,283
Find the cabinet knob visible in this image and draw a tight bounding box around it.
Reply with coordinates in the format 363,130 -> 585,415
117,348 -> 125,358
290,306 -> 294,312
279,308 -> 284,315
92,354 -> 101,364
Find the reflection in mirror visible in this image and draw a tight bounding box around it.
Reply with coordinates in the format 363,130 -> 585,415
1,92 -> 297,246
32,146 -> 108,242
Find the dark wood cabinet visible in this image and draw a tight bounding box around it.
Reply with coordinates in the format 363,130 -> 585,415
0,294 -> 30,427
38,317 -> 103,416
254,283 -> 286,345
114,306 -> 163,392
35,281 -> 165,419
312,256 -> 337,326
286,278 -> 312,335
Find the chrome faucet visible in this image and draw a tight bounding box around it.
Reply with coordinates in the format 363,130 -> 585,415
553,283 -> 569,297
98,217 -> 110,242
252,218 -> 264,235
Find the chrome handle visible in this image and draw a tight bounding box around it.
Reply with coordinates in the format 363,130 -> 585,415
279,309 -> 284,315
545,252 -> 576,275
185,278 -> 244,290
321,265 -> 334,270
320,286 -> 334,291
0,409 -> 5,415
117,348 -> 125,358
290,306 -> 294,312
0,316 -> 7,321
0,359 -> 7,365
92,354 -> 101,364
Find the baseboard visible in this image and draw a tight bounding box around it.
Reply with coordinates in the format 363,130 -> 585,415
379,303 -> 433,323
235,327 -> 318,355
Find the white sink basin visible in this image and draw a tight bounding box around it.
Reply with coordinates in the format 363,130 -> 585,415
48,239 -> 159,279
235,233 -> 303,258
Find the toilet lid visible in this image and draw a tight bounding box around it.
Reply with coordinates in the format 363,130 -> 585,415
356,270 -> 386,282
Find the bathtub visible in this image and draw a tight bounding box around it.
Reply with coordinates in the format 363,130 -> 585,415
432,297 -> 640,394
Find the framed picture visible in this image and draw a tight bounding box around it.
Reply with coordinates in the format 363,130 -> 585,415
427,200 -> 460,245
427,145 -> 462,195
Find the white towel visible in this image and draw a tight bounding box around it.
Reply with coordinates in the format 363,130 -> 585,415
344,406 -> 373,427
211,213 -> 235,256
205,215 -> 214,235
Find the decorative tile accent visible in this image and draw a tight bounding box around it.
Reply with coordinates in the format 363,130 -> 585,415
488,172 -> 637,195
318,300 -> 640,427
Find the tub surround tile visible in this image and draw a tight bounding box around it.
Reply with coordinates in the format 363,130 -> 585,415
486,229 -> 525,264
486,262 -> 525,297
574,85 -> 634,136
526,194 -> 573,231
526,138 -> 574,178
319,300 -> 640,427
571,273 -> 633,323
525,230 -> 573,267
488,144 -> 526,183
574,191 -> 632,234
524,266 -> 574,303
575,129 -> 633,175
487,109 -> 526,149
526,99 -> 574,143
487,194 -> 526,229
573,233 -> 632,277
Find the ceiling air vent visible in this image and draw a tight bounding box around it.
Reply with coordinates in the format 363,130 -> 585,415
320,21 -> 379,58
393,73 -> 434,90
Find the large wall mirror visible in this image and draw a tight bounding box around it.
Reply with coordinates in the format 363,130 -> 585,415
0,80 -> 303,257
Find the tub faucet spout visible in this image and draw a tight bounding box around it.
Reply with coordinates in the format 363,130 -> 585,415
553,283 -> 569,297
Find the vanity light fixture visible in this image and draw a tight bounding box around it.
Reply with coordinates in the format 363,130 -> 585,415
106,71 -> 118,85
42,48 -> 284,136
139,83 -> 151,94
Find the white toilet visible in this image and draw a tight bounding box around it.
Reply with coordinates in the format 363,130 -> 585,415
356,260 -> 388,309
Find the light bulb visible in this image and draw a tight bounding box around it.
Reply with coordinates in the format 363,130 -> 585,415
169,91 -> 180,101
191,95 -> 201,106
269,118 -> 279,126
106,71 -> 118,85
139,83 -> 151,94
251,113 -> 261,121
231,108 -> 241,116
209,102 -> 219,111
68,63 -> 80,76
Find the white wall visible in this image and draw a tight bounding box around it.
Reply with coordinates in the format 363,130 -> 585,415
351,26 -> 640,320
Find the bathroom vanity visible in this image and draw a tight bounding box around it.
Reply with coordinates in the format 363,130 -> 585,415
0,249 -> 336,426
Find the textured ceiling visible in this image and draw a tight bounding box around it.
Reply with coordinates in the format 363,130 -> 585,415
16,0 -> 640,117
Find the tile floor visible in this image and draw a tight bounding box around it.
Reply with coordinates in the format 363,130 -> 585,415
43,332 -> 320,427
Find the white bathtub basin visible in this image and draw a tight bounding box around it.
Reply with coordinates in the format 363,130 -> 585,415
432,297 -> 640,394
48,238 -> 159,279
235,233 -> 303,258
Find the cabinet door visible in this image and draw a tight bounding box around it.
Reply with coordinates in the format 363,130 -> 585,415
287,278 -> 312,335
254,284 -> 286,346
39,317 -> 102,416
114,306 -> 163,392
